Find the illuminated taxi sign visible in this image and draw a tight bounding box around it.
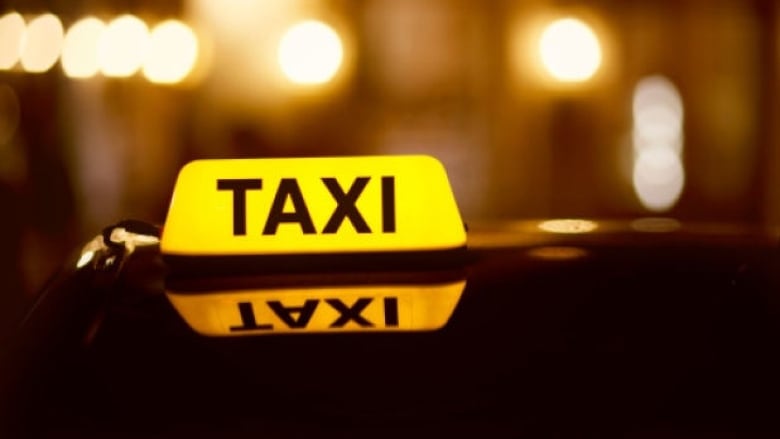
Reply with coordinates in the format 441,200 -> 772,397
166,281 -> 466,336
161,156 -> 465,256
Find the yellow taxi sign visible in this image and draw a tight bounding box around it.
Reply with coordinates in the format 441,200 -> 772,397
166,281 -> 466,336
161,156 -> 465,256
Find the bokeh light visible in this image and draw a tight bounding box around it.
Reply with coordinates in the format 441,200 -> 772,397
62,17 -> 106,79
98,15 -> 150,77
631,75 -> 685,212
632,147 -> 685,212
142,20 -> 199,84
538,17 -> 601,82
0,12 -> 25,70
538,219 -> 598,234
633,75 -> 684,153
277,20 -> 343,85
19,14 -> 64,73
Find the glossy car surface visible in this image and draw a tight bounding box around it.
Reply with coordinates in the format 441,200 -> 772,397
2,220 -> 780,437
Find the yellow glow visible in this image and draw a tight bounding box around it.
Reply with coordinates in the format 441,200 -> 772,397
167,280 -> 466,336
19,14 -> 63,73
142,20 -> 198,84
538,17 -> 601,82
538,219 -> 598,234
161,156 -> 465,256
632,147 -> 685,212
277,20 -> 343,85
62,17 -> 105,79
98,15 -> 150,77
0,12 -> 25,69
633,75 -> 684,153
527,246 -> 588,260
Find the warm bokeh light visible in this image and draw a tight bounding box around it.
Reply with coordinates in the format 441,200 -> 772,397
631,75 -> 685,212
98,15 -> 150,77
538,17 -> 601,82
632,147 -> 685,212
61,17 -> 106,79
0,12 -> 25,70
538,219 -> 598,234
633,75 -> 684,153
277,20 -> 343,85
19,14 -> 63,73
142,20 -> 199,84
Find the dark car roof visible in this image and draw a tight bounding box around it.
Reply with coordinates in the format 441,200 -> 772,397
3,220 -> 780,437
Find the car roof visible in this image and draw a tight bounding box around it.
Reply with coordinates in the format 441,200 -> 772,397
3,220 -> 780,437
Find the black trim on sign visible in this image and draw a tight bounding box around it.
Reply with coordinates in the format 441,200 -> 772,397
166,268 -> 468,293
164,247 -> 470,280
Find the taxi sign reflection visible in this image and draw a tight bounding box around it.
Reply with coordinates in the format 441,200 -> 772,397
167,279 -> 466,336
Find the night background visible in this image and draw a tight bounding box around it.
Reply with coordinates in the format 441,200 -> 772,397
0,0 -> 779,330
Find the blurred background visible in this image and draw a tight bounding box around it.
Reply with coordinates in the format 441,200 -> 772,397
0,0 -> 779,319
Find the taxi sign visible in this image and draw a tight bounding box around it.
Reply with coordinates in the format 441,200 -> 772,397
167,280 -> 466,336
161,156 -> 465,256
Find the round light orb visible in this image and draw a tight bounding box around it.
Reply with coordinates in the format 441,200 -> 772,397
277,20 -> 343,85
19,14 -> 64,73
98,15 -> 150,77
0,12 -> 25,69
538,17 -> 601,83
62,17 -> 106,78
143,20 -> 199,84
633,147 -> 685,212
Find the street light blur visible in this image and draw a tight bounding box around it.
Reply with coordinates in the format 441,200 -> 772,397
632,76 -> 684,154
631,75 -> 685,212
277,20 -> 344,86
538,17 -> 601,83
142,20 -> 199,84
0,12 -> 24,70
98,15 -> 150,78
61,17 -> 105,79
633,147 -> 685,211
509,13 -> 609,216
19,14 -> 63,73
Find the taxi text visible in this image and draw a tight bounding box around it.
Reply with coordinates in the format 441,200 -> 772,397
229,296 -> 399,332
217,176 -> 396,236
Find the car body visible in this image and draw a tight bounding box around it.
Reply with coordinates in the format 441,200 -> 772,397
2,219 -> 780,437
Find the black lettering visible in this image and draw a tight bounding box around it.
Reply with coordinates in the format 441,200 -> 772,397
326,298 -> 374,327
383,297 -> 399,327
229,302 -> 273,331
267,300 -> 318,328
321,177 -> 371,234
381,176 -> 396,233
262,178 -> 316,235
217,179 -> 263,235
